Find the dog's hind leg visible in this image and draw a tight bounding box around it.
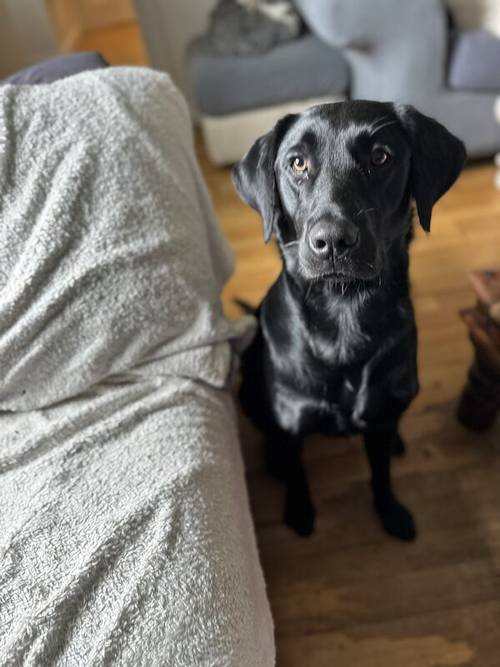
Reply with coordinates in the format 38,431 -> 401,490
266,429 -> 316,537
364,422 -> 416,541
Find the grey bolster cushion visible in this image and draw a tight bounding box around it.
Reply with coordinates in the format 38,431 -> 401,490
449,30 -> 500,92
293,0 -> 448,101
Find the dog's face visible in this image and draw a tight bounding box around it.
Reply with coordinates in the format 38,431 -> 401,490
232,101 -> 466,283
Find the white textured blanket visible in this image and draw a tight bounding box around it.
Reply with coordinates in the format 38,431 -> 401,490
0,68 -> 273,665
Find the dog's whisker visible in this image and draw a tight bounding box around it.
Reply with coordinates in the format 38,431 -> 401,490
355,207 -> 379,218
368,115 -> 390,131
369,119 -> 399,136
303,279 -> 315,304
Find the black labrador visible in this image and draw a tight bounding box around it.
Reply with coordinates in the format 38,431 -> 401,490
232,101 -> 466,541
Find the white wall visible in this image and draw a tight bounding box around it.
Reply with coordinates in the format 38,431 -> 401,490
134,0 -> 217,100
0,0 -> 57,78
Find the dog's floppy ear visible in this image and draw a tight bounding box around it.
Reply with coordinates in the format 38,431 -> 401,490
394,104 -> 466,232
232,114 -> 297,242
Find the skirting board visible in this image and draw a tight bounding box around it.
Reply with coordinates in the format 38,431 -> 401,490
200,96 -> 344,166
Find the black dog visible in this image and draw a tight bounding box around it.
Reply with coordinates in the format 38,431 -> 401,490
232,101 -> 466,541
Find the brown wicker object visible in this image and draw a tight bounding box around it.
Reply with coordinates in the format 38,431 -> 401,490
458,270 -> 500,431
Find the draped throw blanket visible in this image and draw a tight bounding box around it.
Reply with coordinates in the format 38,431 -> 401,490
0,68 -> 273,666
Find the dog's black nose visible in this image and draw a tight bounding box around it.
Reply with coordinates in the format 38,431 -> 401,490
308,220 -> 359,257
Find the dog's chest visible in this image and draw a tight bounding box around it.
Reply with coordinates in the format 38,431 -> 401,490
308,309 -> 371,367
273,356 -> 365,436
268,309 -> 377,435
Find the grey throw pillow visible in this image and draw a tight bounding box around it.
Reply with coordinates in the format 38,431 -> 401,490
449,30 -> 500,91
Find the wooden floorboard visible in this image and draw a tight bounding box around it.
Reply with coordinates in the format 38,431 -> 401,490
74,22 -> 500,665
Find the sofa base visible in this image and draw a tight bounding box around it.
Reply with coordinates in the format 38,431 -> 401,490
199,96 -> 344,166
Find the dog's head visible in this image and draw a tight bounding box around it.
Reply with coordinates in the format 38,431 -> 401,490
232,101 -> 466,283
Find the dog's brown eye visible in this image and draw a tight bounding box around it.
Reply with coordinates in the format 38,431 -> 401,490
371,146 -> 391,166
290,156 -> 308,174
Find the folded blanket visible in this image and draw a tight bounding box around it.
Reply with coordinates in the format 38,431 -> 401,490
0,68 -> 273,665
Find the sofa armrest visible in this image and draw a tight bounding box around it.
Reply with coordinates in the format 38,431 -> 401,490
295,0 -> 448,101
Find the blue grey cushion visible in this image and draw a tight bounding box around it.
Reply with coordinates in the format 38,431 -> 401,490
448,30 -> 500,91
2,52 -> 108,85
404,91 -> 500,159
187,34 -> 349,116
294,0 -> 447,101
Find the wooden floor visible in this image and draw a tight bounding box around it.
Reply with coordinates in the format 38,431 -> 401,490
74,22 -> 500,666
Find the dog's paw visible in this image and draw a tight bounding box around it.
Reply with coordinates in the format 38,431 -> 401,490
391,434 -> 406,457
376,498 -> 416,541
284,494 -> 316,537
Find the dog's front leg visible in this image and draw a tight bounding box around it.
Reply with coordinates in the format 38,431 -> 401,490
267,430 -> 315,537
364,423 -> 416,541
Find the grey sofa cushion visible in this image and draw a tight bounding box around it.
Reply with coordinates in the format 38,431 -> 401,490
449,30 -> 500,91
406,91 -> 500,159
294,0 -> 447,101
2,52 -> 108,85
187,34 -> 349,116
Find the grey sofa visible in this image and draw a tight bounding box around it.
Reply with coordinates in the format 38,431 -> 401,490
184,0 -> 500,164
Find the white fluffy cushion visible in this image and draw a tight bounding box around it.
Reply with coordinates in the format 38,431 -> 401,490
446,0 -> 500,37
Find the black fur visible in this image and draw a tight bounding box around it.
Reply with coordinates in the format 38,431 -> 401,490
233,101 -> 466,540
